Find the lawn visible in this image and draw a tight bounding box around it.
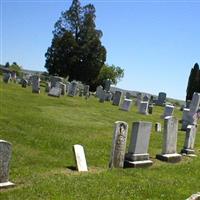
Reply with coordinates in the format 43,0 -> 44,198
0,80 -> 200,200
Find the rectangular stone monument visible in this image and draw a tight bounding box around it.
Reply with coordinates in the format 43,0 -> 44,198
0,140 -> 14,188
155,122 -> 162,132
181,125 -> 197,155
156,116 -> 181,162
112,91 -> 122,106
83,85 -> 90,96
148,104 -> 153,114
125,92 -> 131,99
73,144 -> 88,172
99,90 -> 106,103
156,92 -> 166,106
124,121 -> 153,168
48,87 -> 61,97
109,121 -> 128,168
163,105 -> 174,118
50,76 -> 63,88
139,101 -> 149,115
68,81 -> 78,97
120,99 -> 132,111
56,82 -> 66,95
32,75 -> 40,93
135,93 -> 142,107
181,108 -> 190,130
96,85 -> 103,98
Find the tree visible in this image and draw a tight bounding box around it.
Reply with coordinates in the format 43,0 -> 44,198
45,0 -> 106,88
5,62 -> 10,68
9,62 -> 22,76
186,63 -> 200,101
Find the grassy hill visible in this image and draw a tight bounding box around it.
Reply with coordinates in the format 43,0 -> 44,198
0,80 -> 200,199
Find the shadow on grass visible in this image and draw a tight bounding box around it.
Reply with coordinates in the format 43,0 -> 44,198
66,166 -> 77,171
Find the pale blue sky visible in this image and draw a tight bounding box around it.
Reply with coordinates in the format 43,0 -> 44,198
1,0 -> 200,100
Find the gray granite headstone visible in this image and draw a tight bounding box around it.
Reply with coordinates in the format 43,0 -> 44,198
139,101 -> 149,115
48,87 -> 61,97
56,82 -> 66,95
99,90 -> 106,103
109,121 -> 128,168
181,108 -> 190,130
0,140 -> 14,188
120,99 -> 132,111
32,75 -> 40,93
96,85 -> 103,98
50,76 -> 63,88
135,93 -> 142,107
143,95 -> 149,102
112,91 -> 122,106
83,85 -> 90,96
68,81 -> 78,97
156,92 -> 166,106
163,105 -> 174,118
125,121 -> 153,168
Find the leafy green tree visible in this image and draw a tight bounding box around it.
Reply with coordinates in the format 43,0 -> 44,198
186,63 -> 200,101
45,0 -> 106,88
5,62 -> 10,68
9,62 -> 22,76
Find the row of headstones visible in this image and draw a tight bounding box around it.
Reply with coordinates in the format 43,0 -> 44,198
2,72 -> 17,83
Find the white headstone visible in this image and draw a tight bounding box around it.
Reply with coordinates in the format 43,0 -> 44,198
139,101 -> 149,115
120,99 -> 132,111
48,87 -> 61,97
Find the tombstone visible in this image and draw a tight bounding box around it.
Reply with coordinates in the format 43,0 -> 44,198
99,90 -> 106,103
105,91 -> 112,101
156,116 -> 181,162
83,85 -> 90,96
104,79 -> 112,92
32,75 -> 40,93
45,82 -> 51,93
181,125 -> 197,155
73,144 -> 88,172
120,99 -> 132,111
163,105 -> 174,118
125,92 -> 131,99
96,85 -> 103,98
112,91 -> 122,106
139,101 -> 149,115
148,104 -> 153,114
21,79 -> 28,88
143,95 -> 149,102
3,73 -> 11,83
68,81 -> 78,97
56,82 -> 66,95
50,76 -> 63,88
181,108 -> 190,131
155,122 -> 162,132
124,121 -> 153,168
149,95 -> 154,104
135,93 -> 142,107
156,92 -> 166,106
109,121 -> 128,168
48,87 -> 61,97
0,140 -> 14,188
65,82 -> 70,93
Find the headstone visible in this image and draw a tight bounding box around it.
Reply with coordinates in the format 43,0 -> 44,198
50,76 -> 63,88
135,93 -> 142,107
83,85 -> 90,96
96,85 -> 103,98
73,144 -> 88,172
0,140 -> 14,188
163,105 -> 174,118
109,121 -> 128,168
143,95 -> 149,102
45,82 -> 51,93
112,91 -> 122,106
48,87 -> 61,97
68,81 -> 78,97
125,92 -> 131,99
155,122 -> 162,132
139,101 -> 149,115
148,104 -> 153,114
181,108 -> 190,130
181,125 -> 197,155
156,92 -> 166,106
21,79 -> 28,88
156,116 -> 181,162
3,73 -> 11,83
56,82 -> 66,95
65,82 -> 70,93
99,90 -> 106,103
104,79 -> 112,92
120,99 -> 132,111
124,121 -> 153,168
105,91 -> 112,101
32,75 -> 40,93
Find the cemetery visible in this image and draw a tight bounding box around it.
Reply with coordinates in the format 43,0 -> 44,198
0,77 -> 200,199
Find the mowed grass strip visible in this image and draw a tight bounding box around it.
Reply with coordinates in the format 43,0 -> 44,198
0,81 -> 200,200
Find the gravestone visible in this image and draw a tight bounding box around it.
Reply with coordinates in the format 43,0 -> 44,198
155,122 -> 162,132
139,101 -> 149,115
3,73 -> 11,83
32,75 -> 40,93
21,79 -> 28,88
124,121 -> 153,168
73,144 -> 88,172
143,95 -> 149,102
163,105 -> 174,118
68,81 -> 78,97
120,99 -> 132,111
109,121 -> 128,168
105,91 -> 112,101
148,104 -> 153,114
96,85 -> 103,98
56,82 -> 66,95
50,76 -> 63,88
156,92 -> 166,106
156,116 -> 181,162
136,93 -> 142,107
0,140 -> 14,188
181,108 -> 190,130
45,82 -> 51,92
125,92 -> 131,99
112,91 -> 122,106
181,125 -> 197,155
48,87 -> 61,97
83,85 -> 90,96
65,82 -> 70,93
99,90 -> 106,103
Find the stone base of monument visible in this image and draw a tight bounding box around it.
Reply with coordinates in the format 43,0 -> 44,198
156,153 -> 182,163
181,148 -> 195,155
124,153 -> 153,168
0,181 -> 15,189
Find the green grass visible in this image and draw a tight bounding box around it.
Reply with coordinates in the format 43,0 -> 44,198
0,80 -> 200,200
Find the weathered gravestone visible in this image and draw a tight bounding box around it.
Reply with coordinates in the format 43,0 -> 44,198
181,125 -> 197,155
143,95 -> 149,102
163,105 -> 174,118
109,121 -> 128,168
99,90 -> 106,103
56,82 -> 66,95
135,93 -> 142,107
156,92 -> 166,106
156,116 -> 182,162
73,144 -> 88,172
0,140 -> 14,188
48,87 -> 61,97
181,108 -> 190,130
3,73 -> 11,83
83,85 -> 90,96
96,85 -> 103,98
148,104 -> 153,114
120,99 -> 132,111
112,91 -> 122,106
105,91 -> 112,101
139,101 -> 149,115
50,76 -> 63,88
32,75 -> 40,93
68,81 -> 78,97
124,121 -> 153,168
155,122 -> 162,132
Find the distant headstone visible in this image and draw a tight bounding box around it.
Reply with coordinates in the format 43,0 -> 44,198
125,121 -> 153,168
83,85 -> 90,96
120,99 -> 132,111
32,75 -> 40,93
181,108 -> 190,130
96,85 -> 103,98
73,144 -> 88,172
163,105 -> 174,118
136,93 -> 142,107
139,101 -> 149,115
109,121 -> 128,168
125,92 -> 131,99
3,73 -> 11,83
56,82 -> 66,95
0,140 -> 14,188
21,79 -> 28,88
99,90 -> 106,103
181,125 -> 197,155
68,81 -> 78,97
148,104 -> 153,114
143,95 -> 149,102
105,91 -> 112,101
155,122 -> 162,132
50,76 -> 63,88
156,116 -> 181,162
156,92 -> 166,106
112,91 -> 122,106
48,87 -> 61,97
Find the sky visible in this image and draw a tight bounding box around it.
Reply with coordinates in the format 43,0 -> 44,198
1,0 -> 200,100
